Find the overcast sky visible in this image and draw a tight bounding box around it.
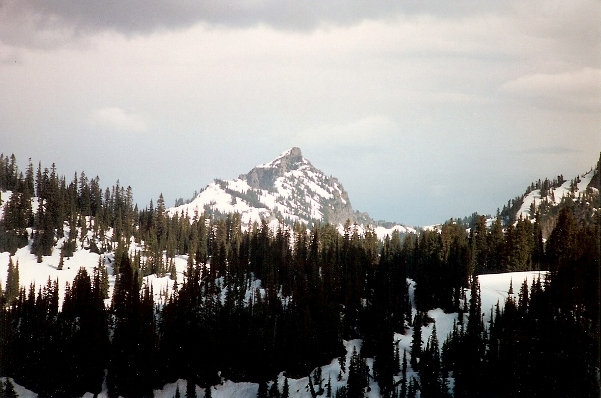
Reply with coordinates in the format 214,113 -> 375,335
1,1 -> 599,226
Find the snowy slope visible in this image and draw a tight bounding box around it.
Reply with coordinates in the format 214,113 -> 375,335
0,222 -> 190,309
516,167 -> 598,221
169,147 -> 358,226
1,219 -> 545,398
46,271 -> 549,398
168,148 -> 412,236
336,223 -> 417,240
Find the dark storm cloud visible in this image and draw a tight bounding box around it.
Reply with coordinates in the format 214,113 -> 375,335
1,0 -> 501,45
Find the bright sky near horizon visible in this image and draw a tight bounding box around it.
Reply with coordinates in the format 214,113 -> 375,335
1,1 -> 599,226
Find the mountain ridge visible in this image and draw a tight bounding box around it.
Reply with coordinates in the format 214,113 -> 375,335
169,147 -> 381,228
500,153 -> 600,234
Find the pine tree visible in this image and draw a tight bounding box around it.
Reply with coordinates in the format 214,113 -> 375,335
373,321 -> 395,396
58,250 -> 64,270
258,380 -> 268,398
407,377 -> 417,398
174,385 -> 181,398
4,379 -> 17,398
400,349 -> 408,398
419,323 -> 442,398
268,378 -> 280,398
5,258 -> 19,303
186,378 -> 196,398
334,386 -> 348,398
170,259 -> 178,280
394,341 -> 401,375
204,384 -> 212,398
338,354 -> 346,375
347,346 -> 369,398
281,377 -> 289,398
488,216 -> 504,272
518,279 -> 529,313
454,274 -> 485,396
410,312 -> 422,369
313,367 -> 323,394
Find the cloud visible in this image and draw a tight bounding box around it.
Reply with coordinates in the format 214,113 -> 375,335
0,0 -> 512,49
0,1 -> 599,227
90,107 -> 147,133
509,0 -> 601,67
501,68 -> 601,111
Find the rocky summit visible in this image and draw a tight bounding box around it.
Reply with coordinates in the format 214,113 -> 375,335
169,147 -> 372,227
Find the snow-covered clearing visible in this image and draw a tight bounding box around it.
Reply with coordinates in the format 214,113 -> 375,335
3,242 -> 545,398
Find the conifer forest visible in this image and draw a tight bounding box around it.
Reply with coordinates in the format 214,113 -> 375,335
0,153 -> 599,398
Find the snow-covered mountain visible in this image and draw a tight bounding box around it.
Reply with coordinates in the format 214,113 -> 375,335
499,155 -> 600,236
169,147 -> 375,228
515,166 -> 599,220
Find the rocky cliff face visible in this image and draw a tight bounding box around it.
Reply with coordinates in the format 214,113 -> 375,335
244,147 -> 305,190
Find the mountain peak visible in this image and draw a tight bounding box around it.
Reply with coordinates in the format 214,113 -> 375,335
256,146 -> 305,170
245,147 -> 310,190
283,146 -> 302,159
170,147 -> 373,227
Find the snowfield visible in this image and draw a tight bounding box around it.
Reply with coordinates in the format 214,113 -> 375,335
166,148 -> 415,238
517,168 -> 596,221
167,149 -> 347,227
1,231 -> 546,398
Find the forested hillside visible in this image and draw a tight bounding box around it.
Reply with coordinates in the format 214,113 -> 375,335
0,153 -> 599,398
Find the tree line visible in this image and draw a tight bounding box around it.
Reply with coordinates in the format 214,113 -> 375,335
0,153 -> 599,397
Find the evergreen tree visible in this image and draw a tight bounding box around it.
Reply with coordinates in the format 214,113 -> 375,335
268,378 -> 280,398
407,377 -> 417,398
419,323 -> 442,398
4,379 -> 17,398
454,275 -> 485,397
5,258 -> 19,303
393,342 -> 400,375
186,379 -> 196,398
338,354 -> 346,375
470,215 -> 489,274
61,267 -> 108,396
335,386 -> 348,398
410,312 -> 422,369
313,367 -> 323,395
487,216 -> 504,272
517,279 -> 529,313
107,250 -> 154,398
57,250 -> 64,270
257,380 -> 268,398
347,346 -> 369,398
281,377 -> 289,398
400,350 -> 407,398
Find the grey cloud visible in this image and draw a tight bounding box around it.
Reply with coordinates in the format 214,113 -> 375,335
508,1 -> 601,68
1,0 -> 505,47
501,68 -> 601,112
